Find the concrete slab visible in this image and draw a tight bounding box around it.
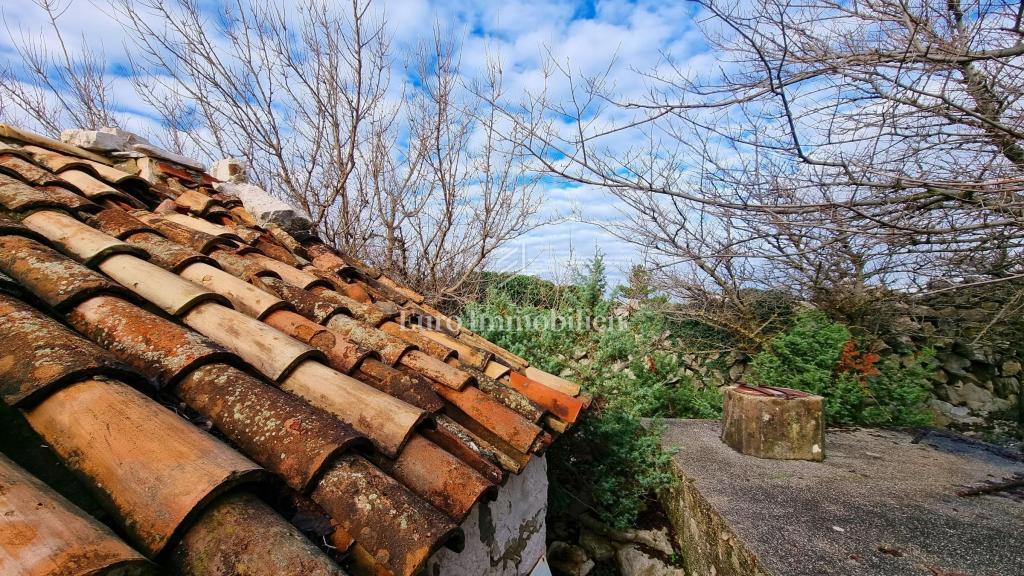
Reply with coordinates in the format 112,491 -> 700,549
660,420 -> 1024,576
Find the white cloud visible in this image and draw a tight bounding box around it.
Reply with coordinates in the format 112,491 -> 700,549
0,0 -> 713,286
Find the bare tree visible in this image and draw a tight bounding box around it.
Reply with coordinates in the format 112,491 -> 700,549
0,0 -> 120,135
110,0 -> 542,303
499,0 -> 1024,346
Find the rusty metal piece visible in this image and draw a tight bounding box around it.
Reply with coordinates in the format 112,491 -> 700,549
183,302 -> 322,382
280,360 -> 426,457
0,173 -> 98,213
135,212 -> 232,253
428,415 -> 520,475
311,454 -> 460,576
25,378 -> 265,556
0,235 -> 133,311
375,435 -> 496,522
484,360 -> 512,380
399,350 -> 474,390
176,363 -> 367,492
431,383 -> 542,454
264,309 -> 373,373
174,188 -> 214,215
22,210 -> 148,266
248,252 -> 328,289
325,314 -> 413,365
379,321 -> 455,361
508,371 -> 585,424
469,367 -> 545,423
0,453 -> 155,576
0,152 -> 64,185
181,262 -> 288,319
354,358 -> 445,413
170,491 -> 345,576
126,231 -> 215,272
67,295 -> 233,387
98,253 -> 229,316
255,276 -> 346,323
209,247 -> 276,280
86,207 -> 155,239
411,328 -> 491,370
523,365 -> 582,397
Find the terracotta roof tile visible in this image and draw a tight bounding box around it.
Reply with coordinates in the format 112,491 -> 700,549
0,173 -> 98,214
180,261 -> 288,319
0,236 -> 134,311
0,453 -> 155,576
169,491 -> 345,576
181,302 -> 321,382
0,295 -> 139,406
66,295 -> 233,386
311,454 -> 459,576
97,253 -> 228,315
21,209 -> 147,266
25,378 -> 264,556
0,153 -> 64,186
175,363 -> 367,493
0,123 -> 592,576
279,360 -> 425,458
58,169 -> 140,206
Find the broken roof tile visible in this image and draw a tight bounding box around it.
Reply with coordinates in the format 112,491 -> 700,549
508,371 -> 585,424
0,235 -> 134,311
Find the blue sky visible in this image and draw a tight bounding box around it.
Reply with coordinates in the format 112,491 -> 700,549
1,0 -> 708,286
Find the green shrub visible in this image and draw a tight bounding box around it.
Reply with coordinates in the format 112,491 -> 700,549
462,254 -> 719,528
548,409 -> 677,530
750,310 -> 934,426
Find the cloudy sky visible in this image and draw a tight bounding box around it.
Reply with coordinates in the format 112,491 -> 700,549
1,0 -> 710,285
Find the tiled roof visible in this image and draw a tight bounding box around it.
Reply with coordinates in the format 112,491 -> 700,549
0,125 -> 589,576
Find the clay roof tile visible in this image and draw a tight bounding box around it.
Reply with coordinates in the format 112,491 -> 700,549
0,294 -> 139,406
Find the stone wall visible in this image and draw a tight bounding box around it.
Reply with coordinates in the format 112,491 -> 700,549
427,456 -> 548,576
